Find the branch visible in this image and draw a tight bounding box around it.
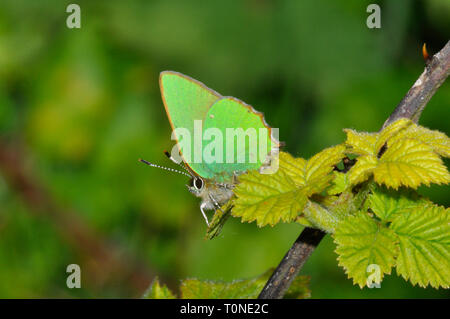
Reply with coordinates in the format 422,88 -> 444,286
258,227 -> 325,299
258,40 -> 450,299
382,41 -> 450,128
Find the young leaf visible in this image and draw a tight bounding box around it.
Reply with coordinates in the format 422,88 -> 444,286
389,121 -> 450,158
232,169 -> 309,227
352,180 -> 373,211
326,171 -> 350,195
303,191 -> 356,233
180,270 -> 309,299
367,185 -> 430,221
347,155 -> 377,185
343,129 -> 377,156
347,139 -> 450,189
143,277 -> 176,299
233,147 -> 345,227
374,118 -> 412,152
374,138 -> 450,189
205,201 -> 233,240
303,201 -> 340,233
296,144 -> 347,193
345,119 -> 450,188
390,204 -> 450,288
334,212 -> 398,288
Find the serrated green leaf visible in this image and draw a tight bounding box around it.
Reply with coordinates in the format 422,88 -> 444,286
345,119 -> 450,159
345,120 -> 450,188
375,118 -> 412,153
390,204 -> 450,288
277,145 -> 346,191
367,185 -> 430,221
374,138 -> 450,189
343,129 -> 377,156
180,270 -> 310,299
334,213 -> 398,288
233,147 -> 345,227
300,144 -> 347,192
347,138 -> 450,189
389,120 -> 450,158
277,151 -> 308,185
348,155 -> 378,185
143,277 -> 176,299
233,169 -> 308,227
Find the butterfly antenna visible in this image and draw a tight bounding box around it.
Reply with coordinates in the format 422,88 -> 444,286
163,150 -> 194,175
139,158 -> 191,178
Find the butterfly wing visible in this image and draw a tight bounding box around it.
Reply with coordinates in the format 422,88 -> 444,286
201,97 -> 279,179
160,71 -> 221,178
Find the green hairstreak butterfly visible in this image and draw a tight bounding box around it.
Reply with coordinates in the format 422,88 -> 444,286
141,71 -> 279,225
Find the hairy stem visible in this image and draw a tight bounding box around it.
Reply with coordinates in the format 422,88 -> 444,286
258,40 -> 450,299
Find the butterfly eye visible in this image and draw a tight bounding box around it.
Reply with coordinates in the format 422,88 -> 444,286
194,178 -> 204,190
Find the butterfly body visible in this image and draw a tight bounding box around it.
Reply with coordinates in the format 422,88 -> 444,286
186,172 -> 241,225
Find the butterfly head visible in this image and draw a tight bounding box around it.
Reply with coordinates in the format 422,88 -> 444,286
187,176 -> 205,196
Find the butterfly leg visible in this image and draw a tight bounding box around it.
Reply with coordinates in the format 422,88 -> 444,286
208,194 -> 224,215
200,202 -> 210,226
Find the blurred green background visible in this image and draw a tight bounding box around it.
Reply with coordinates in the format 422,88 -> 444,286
0,0 -> 449,298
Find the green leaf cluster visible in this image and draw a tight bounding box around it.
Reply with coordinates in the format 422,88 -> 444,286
232,145 -> 346,227
334,186 -> 449,288
225,119 -> 450,289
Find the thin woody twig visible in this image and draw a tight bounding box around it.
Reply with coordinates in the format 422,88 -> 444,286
258,228 -> 325,299
382,41 -> 450,129
258,40 -> 450,299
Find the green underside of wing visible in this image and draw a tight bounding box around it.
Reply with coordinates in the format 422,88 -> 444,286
160,71 -> 221,178
200,97 -> 277,179
161,72 -> 277,181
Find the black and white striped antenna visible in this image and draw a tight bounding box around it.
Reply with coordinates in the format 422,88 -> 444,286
139,158 -> 191,178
